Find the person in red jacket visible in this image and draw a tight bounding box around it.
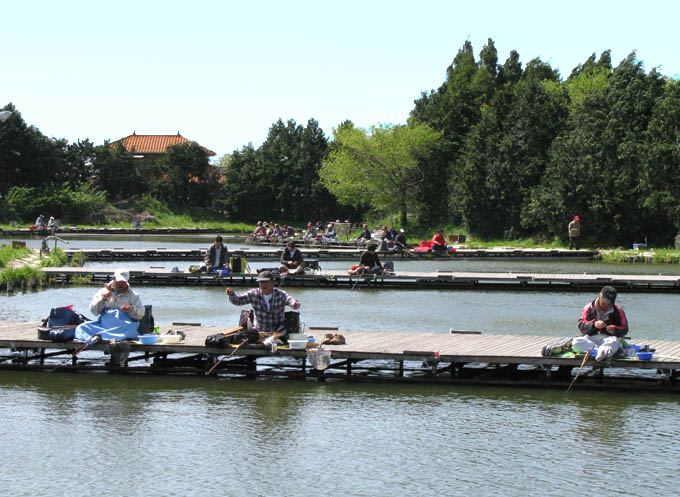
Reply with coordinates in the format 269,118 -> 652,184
431,229 -> 447,253
572,286 -> 628,361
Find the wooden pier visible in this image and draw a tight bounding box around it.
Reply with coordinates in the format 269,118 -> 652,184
62,247 -> 597,262
1,227 -> 223,236
40,267 -> 680,293
1,320 -> 678,391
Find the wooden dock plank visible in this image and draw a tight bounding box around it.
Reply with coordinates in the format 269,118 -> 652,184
2,321 -> 679,372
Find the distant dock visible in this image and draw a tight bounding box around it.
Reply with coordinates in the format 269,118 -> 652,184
40,267 -> 680,292
1,320 -> 678,392
61,247 -> 598,262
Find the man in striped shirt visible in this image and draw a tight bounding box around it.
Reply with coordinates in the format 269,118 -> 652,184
226,271 -> 300,333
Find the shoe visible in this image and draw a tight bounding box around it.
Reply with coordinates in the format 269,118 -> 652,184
329,334 -> 346,345
596,348 -> 610,362
541,337 -> 573,356
321,333 -> 334,345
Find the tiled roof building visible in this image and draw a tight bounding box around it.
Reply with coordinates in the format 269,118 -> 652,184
110,132 -> 216,159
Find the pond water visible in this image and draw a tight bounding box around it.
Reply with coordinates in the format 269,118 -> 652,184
1,235 -> 679,496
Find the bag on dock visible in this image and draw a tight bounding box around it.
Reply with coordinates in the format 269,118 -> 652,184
47,305 -> 89,327
38,305 -> 90,342
205,328 -> 260,348
230,256 -> 248,273
283,311 -> 300,335
138,305 -> 154,334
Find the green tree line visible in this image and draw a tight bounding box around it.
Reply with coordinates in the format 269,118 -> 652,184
3,38 -> 679,246
404,39 -> 680,246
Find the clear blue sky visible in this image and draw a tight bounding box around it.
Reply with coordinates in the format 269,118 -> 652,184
3,0 -> 679,158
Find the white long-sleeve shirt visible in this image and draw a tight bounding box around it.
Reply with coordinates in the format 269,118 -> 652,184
89,286 -> 145,320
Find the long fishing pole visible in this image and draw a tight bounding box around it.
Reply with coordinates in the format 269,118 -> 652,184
565,347 -> 595,395
39,334 -> 102,381
206,339 -> 247,376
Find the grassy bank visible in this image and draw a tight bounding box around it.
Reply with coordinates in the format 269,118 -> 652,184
0,246 -> 69,289
0,244 -> 31,267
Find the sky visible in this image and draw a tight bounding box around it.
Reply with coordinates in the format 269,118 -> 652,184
3,0 -> 679,158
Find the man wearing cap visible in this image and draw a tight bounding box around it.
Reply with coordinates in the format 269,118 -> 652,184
226,271 -> 300,333
393,228 -> 408,252
89,269 -> 145,320
354,243 -> 383,275
572,285 -> 629,361
204,235 -> 229,272
35,214 -> 46,229
252,221 -> 266,237
279,240 -> 306,274
568,215 -> 581,250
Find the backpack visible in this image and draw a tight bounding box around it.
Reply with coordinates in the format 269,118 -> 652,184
283,311 -> 300,335
138,305 -> 154,334
38,306 -> 90,342
47,305 -> 88,327
230,256 -> 248,273
239,309 -> 254,329
204,329 -> 260,348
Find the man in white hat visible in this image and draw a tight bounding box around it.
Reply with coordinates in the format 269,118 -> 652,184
89,269 -> 145,320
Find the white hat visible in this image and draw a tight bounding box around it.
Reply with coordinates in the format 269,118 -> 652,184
113,269 -> 129,283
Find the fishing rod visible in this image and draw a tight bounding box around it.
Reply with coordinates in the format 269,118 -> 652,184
206,339 -> 247,376
565,347 -> 595,395
39,334 -> 102,381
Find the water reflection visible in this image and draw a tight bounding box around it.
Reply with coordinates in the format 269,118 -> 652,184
2,372 -> 679,496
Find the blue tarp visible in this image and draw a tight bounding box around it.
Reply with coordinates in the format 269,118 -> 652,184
75,309 -> 139,341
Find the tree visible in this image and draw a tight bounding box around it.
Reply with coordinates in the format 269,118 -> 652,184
151,143 -> 217,207
320,122 -> 442,227
91,141 -> 145,200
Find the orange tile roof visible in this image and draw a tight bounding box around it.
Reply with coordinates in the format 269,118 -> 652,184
111,133 -> 216,156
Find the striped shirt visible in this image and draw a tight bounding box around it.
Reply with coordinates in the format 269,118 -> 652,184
229,288 -> 299,332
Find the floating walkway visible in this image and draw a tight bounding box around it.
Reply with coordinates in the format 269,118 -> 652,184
1,320 -> 678,392
1,227 -> 225,236
40,267 -> 680,292
62,247 -> 598,262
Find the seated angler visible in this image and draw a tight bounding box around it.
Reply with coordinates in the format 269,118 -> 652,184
272,223 -> 285,239
392,228 -> 408,251
348,243 -> 383,275
76,269 -> 145,342
572,286 -> 629,362
356,224 -> 372,243
252,221 -> 267,237
323,223 -> 337,241
279,240 -> 306,274
203,235 -> 229,272
225,271 -> 301,334
431,229 -> 447,253
283,224 -> 296,238
303,222 -> 317,240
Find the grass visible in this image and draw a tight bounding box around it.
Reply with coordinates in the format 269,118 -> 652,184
0,247 -> 68,290
0,265 -> 45,288
0,244 -> 31,268
39,248 -> 68,268
599,248 -> 680,264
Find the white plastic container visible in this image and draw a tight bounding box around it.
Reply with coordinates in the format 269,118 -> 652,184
288,339 -> 308,349
157,334 -> 182,344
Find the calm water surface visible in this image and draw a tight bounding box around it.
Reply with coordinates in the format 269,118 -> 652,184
1,373 -> 678,497
2,236 -> 680,496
